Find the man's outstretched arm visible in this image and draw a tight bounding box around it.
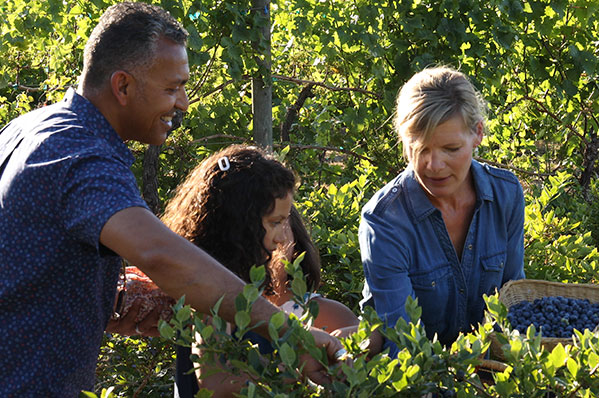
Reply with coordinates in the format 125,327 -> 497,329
100,207 -> 343,383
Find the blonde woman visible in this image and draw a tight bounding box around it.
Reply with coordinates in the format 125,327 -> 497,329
359,67 -> 525,356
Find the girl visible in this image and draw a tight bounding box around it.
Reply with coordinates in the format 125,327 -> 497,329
162,144 -> 358,397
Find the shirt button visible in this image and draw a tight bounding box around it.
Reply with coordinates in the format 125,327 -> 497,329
459,288 -> 465,295
392,187 -> 398,193
500,262 -> 504,268
468,244 -> 473,250
431,281 -> 436,287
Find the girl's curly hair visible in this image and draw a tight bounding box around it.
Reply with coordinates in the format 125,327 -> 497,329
161,145 -> 296,295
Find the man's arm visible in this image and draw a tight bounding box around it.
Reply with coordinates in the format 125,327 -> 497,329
100,207 -> 343,383
100,207 -> 279,330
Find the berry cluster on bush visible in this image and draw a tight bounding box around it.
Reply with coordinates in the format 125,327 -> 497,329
507,296 -> 599,338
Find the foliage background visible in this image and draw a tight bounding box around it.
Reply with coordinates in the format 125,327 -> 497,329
2,0 -> 599,396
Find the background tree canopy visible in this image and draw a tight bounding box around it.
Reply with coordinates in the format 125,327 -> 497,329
2,0 -> 599,396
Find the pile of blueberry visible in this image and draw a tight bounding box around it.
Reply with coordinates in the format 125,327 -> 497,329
507,296 -> 599,338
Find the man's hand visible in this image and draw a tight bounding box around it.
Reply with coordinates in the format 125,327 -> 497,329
106,298 -> 161,337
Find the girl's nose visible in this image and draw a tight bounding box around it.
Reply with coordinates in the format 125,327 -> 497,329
274,227 -> 288,245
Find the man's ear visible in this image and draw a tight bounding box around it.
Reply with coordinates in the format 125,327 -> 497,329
110,70 -> 133,106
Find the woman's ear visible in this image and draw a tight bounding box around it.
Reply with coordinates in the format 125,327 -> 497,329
473,121 -> 484,147
110,70 -> 133,106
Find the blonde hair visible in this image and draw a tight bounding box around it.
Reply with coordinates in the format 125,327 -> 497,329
394,66 -> 487,160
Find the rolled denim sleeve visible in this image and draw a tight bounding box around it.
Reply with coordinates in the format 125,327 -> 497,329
359,207 -> 413,357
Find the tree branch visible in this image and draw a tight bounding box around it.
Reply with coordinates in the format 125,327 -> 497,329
189,73 -> 381,105
280,83 -> 314,142
474,156 -> 553,178
522,95 -> 585,143
273,74 -> 381,99
190,134 -> 248,145
274,142 -> 372,163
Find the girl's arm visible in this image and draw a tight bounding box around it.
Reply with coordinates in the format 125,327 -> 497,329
312,296 -> 359,332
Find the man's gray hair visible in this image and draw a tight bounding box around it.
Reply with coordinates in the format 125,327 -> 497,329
81,2 -> 188,90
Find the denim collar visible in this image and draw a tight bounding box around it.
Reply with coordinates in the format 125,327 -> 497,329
403,160 -> 494,223
62,87 -> 135,167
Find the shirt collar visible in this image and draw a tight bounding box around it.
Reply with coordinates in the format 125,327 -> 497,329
470,159 -> 494,202
404,160 -> 494,222
62,87 -> 135,166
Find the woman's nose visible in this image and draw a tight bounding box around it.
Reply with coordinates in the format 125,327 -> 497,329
426,151 -> 444,172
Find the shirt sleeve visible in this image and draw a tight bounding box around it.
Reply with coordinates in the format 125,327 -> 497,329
359,207 -> 414,357
502,177 -> 526,283
59,154 -> 149,252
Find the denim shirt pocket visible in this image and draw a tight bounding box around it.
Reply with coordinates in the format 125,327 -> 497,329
478,251 -> 506,297
410,264 -> 454,333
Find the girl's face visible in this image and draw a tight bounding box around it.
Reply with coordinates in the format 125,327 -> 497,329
262,192 -> 293,254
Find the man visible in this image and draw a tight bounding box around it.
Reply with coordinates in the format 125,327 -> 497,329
0,3 -> 341,396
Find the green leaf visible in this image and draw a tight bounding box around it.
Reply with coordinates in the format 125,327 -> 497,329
243,284 -> 260,304
279,342 -> 297,366
175,305 -> 192,322
200,325 -> 214,340
249,265 -> 266,284
290,275 -> 307,298
158,321 -> 175,340
391,374 -> 408,391
196,388 -> 215,398
212,295 -> 224,316
405,296 -> 422,323
100,387 -> 116,398
279,145 -> 290,159
566,357 -> 579,378
235,310 -> 251,331
548,343 -> 567,368
246,382 -> 256,398
270,310 -> 286,330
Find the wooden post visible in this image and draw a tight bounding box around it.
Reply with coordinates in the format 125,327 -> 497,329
251,0 -> 272,150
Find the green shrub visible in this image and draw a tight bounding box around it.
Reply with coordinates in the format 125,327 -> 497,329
126,272 -> 599,398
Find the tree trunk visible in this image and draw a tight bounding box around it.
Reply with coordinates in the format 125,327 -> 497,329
142,144 -> 162,215
580,133 -> 599,198
251,0 -> 272,150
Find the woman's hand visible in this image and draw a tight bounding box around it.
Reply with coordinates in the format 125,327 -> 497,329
300,327 -> 345,385
330,326 -> 384,358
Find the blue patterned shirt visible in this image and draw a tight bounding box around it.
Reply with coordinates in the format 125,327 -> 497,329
360,160 -> 525,356
0,88 -> 149,397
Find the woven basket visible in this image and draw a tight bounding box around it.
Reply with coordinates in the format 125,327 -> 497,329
489,279 -> 599,359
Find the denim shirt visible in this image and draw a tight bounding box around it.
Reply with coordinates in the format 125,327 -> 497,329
359,160 -> 525,356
